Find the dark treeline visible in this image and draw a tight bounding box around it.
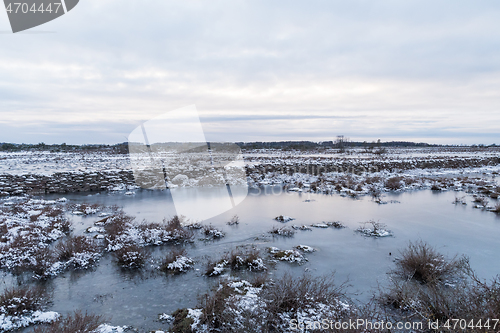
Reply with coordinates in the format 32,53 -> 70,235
0,142 -> 129,154
1,141 -> 497,153
237,140 -> 455,150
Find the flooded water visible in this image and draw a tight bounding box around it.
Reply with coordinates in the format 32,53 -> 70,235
11,186 -> 500,331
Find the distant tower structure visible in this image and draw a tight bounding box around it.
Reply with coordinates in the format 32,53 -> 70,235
336,135 -> 346,153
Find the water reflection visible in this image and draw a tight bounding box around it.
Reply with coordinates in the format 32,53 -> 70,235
17,187 -> 500,331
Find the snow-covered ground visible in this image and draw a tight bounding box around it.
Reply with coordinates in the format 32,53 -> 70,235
0,151 -> 131,176
0,147 -> 498,199
0,147 -> 499,332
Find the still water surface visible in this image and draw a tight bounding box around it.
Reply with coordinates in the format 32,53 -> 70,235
13,186 -> 500,331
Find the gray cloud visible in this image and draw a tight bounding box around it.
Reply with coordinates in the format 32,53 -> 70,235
1,0 -> 500,144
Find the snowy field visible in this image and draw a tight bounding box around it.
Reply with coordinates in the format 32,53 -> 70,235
0,147 -> 499,332
0,147 -> 499,176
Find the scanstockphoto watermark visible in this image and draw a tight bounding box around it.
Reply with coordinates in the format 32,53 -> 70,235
289,318 -> 500,331
127,105 -> 382,222
289,318 -> 424,331
3,0 -> 79,33
128,105 -> 248,222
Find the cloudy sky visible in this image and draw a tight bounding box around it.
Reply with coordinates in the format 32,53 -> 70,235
1,0 -> 500,145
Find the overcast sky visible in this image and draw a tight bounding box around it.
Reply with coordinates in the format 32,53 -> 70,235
1,0 -> 500,145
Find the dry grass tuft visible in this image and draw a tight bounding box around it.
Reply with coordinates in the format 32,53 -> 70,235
264,273 -> 344,315
205,248 -> 265,275
161,248 -> 193,274
1,239 -> 55,277
113,244 -> 148,268
473,195 -> 489,207
205,258 -> 228,277
195,273 -> 347,332
383,263 -> 500,328
33,311 -> 104,333
103,213 -> 134,238
394,241 -> 465,284
55,236 -> 100,267
169,308 -> 194,333
492,202 -> 500,213
0,285 -> 47,316
227,248 -> 265,271
269,226 -> 295,237
54,236 -> 101,268
202,225 -> 225,239
385,177 -> 403,190
164,216 -> 194,241
227,215 -> 240,225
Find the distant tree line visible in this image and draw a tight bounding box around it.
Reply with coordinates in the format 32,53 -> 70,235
236,141 -> 498,151
0,141 -> 497,153
0,142 -> 129,154
236,140 -> 443,150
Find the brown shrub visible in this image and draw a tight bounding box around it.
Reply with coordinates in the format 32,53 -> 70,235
164,216 -> 194,241
327,221 -> 346,229
29,247 -> 56,277
104,213 -> 134,238
227,215 -> 239,225
269,226 -> 295,237
204,258 -> 227,277
196,273 -> 348,332
385,177 -> 402,190
492,202 -> 500,213
165,215 -> 183,231
473,195 -> 489,207
227,248 -> 264,271
463,274 -> 500,320
160,248 -> 192,274
248,273 -> 268,288
2,236 -> 55,277
431,183 -> 442,191
113,244 -> 148,268
185,272 -> 399,333
395,241 -> 465,284
41,205 -> 64,218
198,281 -> 238,330
138,221 -> 171,245
365,176 -> 382,184
55,236 -> 100,267
170,308 -> 194,333
0,285 -> 47,316
33,311 -> 104,333
51,218 -> 71,234
403,177 -> 416,186
368,185 -> 382,200
383,268 -> 500,329
264,273 -> 344,317
202,224 -> 224,239
8,201 -> 28,215
0,223 -> 8,242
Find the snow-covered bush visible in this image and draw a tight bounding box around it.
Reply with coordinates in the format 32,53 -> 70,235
113,244 -> 148,268
161,249 -> 193,274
